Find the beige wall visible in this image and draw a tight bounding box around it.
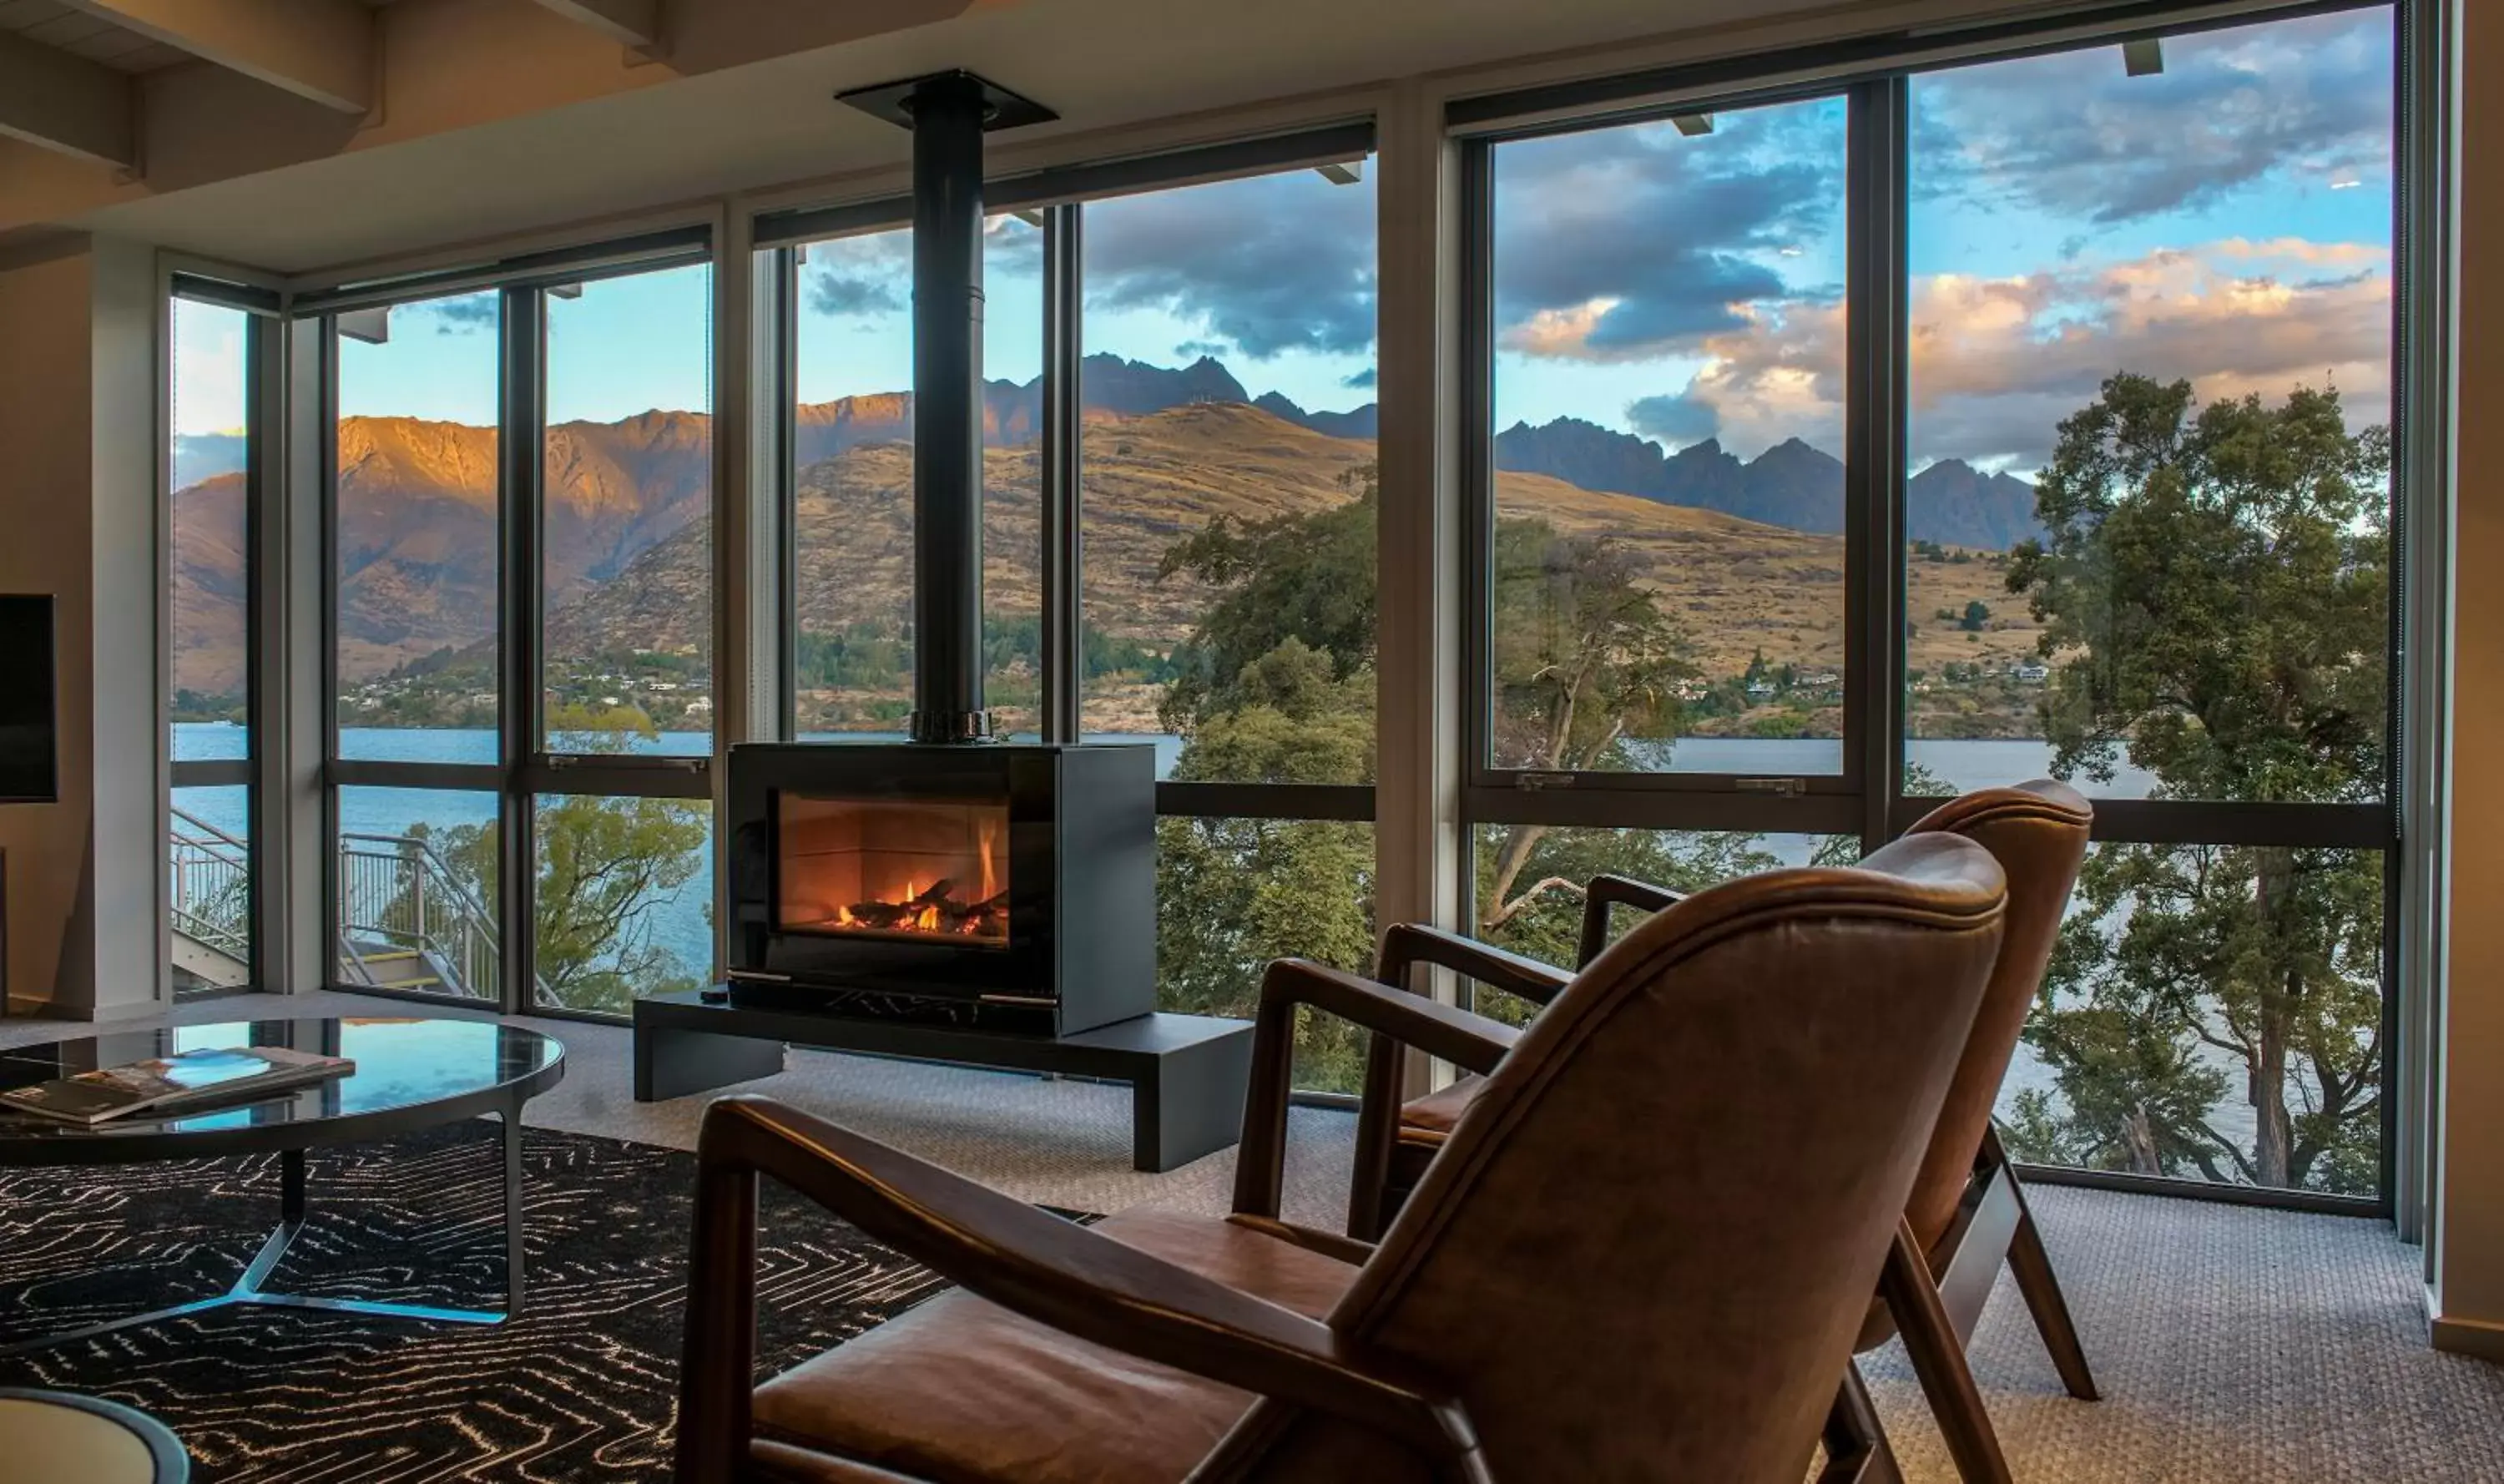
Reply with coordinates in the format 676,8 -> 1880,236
0,235 -> 162,1019
2433,0 -> 2504,1362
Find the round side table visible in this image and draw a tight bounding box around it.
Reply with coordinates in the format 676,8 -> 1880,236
0,1389 -> 189,1483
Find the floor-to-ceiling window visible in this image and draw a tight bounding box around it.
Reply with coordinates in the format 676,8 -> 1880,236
169,285 -> 268,995
320,234 -> 719,1017
770,134 -> 1380,1090
331,288 -> 507,1001
529,263 -> 717,1014
1079,157 -> 1381,1092
789,217 -> 1042,739
1457,2 -> 2401,1207
1901,7 -> 2398,1200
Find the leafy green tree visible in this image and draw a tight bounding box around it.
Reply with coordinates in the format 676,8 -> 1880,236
1481,517 -> 1695,931
1959,599 -> 1991,632
1145,464 -> 1772,1087
437,707 -> 712,1014
2002,375 -> 2389,1193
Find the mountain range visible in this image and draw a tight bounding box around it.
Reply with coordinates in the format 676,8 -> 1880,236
170,352 -> 2047,699
1492,417 -> 2045,551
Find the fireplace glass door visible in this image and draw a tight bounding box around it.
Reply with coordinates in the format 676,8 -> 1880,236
775,793 -> 1012,946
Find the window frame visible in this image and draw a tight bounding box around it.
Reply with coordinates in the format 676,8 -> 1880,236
166,275 -> 282,1000
765,128 -> 1384,830
316,242 -> 719,1023
1450,0 -> 2411,1215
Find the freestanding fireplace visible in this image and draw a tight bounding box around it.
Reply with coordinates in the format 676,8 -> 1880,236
629,68 -> 1249,1172
719,741 -> 1154,1036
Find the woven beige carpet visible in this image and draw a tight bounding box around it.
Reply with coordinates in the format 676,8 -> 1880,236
1859,1185 -> 2504,1482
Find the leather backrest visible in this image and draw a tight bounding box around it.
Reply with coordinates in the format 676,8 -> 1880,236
1238,836 -> 2008,1483
1898,780 -> 2091,1249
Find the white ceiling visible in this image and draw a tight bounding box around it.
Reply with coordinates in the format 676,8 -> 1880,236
71,0 -> 1856,275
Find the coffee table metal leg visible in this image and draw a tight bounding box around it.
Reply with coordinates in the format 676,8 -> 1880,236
1,1125 -> 525,1356
501,1102 -> 525,1314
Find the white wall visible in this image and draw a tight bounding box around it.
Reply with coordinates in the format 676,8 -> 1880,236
0,234 -> 164,1019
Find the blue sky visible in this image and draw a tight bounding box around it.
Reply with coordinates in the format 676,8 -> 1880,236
216,5 -> 2391,482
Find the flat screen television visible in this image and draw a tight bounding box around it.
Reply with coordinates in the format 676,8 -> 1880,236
0,595 -> 58,804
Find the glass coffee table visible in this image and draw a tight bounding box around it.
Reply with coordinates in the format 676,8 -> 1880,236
0,1017 -> 563,1356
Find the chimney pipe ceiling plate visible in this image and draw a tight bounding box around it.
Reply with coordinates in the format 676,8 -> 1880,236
836,70 -> 1060,132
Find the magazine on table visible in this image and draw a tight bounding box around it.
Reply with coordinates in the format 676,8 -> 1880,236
0,1045 -> 355,1127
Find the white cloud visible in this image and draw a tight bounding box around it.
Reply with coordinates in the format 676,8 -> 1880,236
1634,238 -> 2390,467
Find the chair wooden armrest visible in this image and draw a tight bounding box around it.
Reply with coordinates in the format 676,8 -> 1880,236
1233,957 -> 1522,1223
679,1094 -> 1492,1483
1347,927 -> 1559,1240
1578,875 -> 1686,969
1380,921 -> 1573,1010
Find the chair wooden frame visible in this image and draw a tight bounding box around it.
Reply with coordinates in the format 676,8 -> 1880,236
676,956 -> 1523,1483
1349,793 -> 2099,1484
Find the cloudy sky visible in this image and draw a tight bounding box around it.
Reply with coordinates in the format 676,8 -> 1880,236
1492,5 -> 2394,473
198,4 -> 2392,481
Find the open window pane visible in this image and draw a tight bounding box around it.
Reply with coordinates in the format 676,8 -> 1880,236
790,218 -> 1043,738
1488,98 -> 1849,776
2002,841 -> 2384,1198
335,291 -> 502,765
334,786 -> 501,1001
170,785 -> 251,992
1902,9 -> 2395,805
1157,816 -> 1374,1093
541,264 -> 714,756
1078,163 -> 1380,783
171,299 -> 250,754
529,794 -> 714,1014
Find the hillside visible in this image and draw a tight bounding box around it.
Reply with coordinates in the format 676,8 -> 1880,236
173,356 -> 2054,737
541,400 -> 2045,733
171,411 -> 719,684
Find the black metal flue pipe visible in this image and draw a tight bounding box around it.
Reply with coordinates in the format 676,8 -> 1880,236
906,71 -> 992,744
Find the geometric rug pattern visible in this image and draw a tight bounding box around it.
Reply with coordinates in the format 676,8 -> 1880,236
0,1123 -> 946,1482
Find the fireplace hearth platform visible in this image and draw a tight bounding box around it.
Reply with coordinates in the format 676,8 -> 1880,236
632,991 -> 1254,1173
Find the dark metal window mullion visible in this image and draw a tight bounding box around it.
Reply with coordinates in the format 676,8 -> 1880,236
318,317 -> 344,993
498,285 -> 544,1017
240,311 -> 272,992
1041,203 -> 1084,745
2377,0 -> 2420,1214
772,246 -> 800,742
1456,137 -> 1498,802
1850,78 -> 1911,856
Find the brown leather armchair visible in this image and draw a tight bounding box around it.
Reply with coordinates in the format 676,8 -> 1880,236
674,835 -> 2010,1483
1351,781 -> 2099,1484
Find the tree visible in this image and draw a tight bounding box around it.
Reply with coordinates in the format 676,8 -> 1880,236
1959,599 -> 1991,632
1481,516 -> 1696,933
437,706 -> 712,1015
1145,464 -> 1768,1087
2002,374 -> 2389,1193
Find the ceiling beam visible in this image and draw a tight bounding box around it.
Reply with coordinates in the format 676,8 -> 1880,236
0,29 -> 136,169
62,0 -> 373,114
527,0 -> 662,51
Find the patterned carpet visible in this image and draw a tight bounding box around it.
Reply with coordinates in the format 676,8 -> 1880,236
5,1108 -> 2503,1481
0,1122 -> 946,1482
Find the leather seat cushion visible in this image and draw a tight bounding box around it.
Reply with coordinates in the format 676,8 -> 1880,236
1399,1074 -> 1485,1142
750,1209 -> 1361,1484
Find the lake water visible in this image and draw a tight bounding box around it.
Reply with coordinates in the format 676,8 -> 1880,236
171,723 -> 2154,986
170,723 -> 2209,1131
